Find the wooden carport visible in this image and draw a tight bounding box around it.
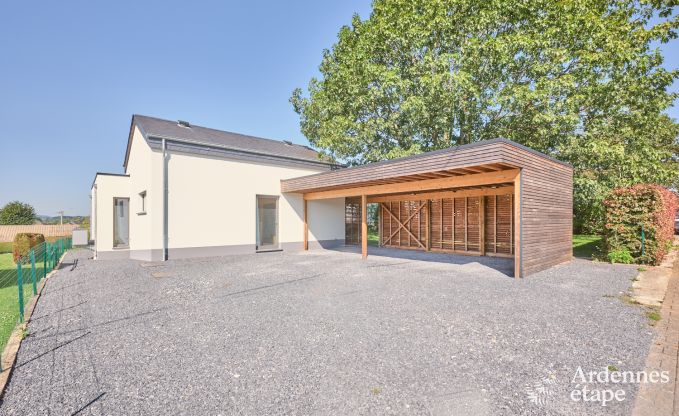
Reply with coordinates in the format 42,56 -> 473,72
282,139 -> 573,278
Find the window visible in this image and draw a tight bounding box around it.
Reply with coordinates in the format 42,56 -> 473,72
113,198 -> 130,248
138,191 -> 147,215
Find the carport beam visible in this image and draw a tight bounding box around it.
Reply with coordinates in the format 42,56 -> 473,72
361,194 -> 367,259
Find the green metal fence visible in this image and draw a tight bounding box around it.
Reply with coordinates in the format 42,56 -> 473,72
0,237 -> 72,353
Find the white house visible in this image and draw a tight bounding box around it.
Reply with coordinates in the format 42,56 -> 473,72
92,115 -> 573,278
91,115 -> 346,261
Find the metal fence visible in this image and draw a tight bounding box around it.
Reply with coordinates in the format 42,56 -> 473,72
0,237 -> 72,352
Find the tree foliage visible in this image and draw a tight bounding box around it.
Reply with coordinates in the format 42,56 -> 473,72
0,201 -> 36,225
291,0 -> 679,232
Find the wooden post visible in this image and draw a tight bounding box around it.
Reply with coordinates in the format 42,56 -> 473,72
480,196 -> 485,255
514,171 -> 522,278
361,194 -> 368,259
303,199 -> 308,251
494,195 -> 497,254
425,200 -> 431,251
378,203 -> 383,247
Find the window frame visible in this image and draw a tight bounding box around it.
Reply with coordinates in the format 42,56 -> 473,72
138,191 -> 147,215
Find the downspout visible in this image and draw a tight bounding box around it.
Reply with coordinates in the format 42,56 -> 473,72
162,138 -> 168,261
92,184 -> 97,259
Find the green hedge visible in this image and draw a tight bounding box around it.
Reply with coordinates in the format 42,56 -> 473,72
603,184 -> 678,265
12,233 -> 45,263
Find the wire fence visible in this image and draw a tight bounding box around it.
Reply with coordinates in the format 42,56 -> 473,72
0,237 -> 72,353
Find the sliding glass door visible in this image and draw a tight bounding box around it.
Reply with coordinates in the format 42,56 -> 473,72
113,198 -> 129,248
256,195 -> 279,251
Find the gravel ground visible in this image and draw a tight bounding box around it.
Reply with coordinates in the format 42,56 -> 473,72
0,247 -> 653,415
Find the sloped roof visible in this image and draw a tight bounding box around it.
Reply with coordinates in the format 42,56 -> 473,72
124,115 -> 333,168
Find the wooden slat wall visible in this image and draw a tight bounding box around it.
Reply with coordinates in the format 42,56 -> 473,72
377,192 -> 514,257
500,147 -> 573,276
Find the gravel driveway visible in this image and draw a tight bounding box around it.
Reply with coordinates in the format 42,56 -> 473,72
0,248 -> 653,415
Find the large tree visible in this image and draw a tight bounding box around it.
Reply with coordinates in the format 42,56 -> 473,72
0,201 -> 36,225
291,0 -> 679,232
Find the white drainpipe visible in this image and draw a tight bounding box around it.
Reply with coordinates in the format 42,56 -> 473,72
162,139 -> 168,261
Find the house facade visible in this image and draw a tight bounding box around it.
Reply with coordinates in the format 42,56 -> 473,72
91,115 -> 345,261
92,115 -> 573,277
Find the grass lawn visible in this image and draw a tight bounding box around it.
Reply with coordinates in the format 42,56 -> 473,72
368,230 -> 379,246
0,253 -> 46,353
573,234 -> 603,259
0,242 -> 12,254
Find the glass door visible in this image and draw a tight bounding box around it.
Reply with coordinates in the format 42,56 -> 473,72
113,197 -> 129,248
256,195 -> 279,251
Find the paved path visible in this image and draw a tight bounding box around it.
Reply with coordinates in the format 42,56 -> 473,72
633,252 -> 679,415
0,249 -> 654,415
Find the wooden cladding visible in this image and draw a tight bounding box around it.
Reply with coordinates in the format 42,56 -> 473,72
345,197 -> 362,245
381,201 -> 428,250
359,192 -> 514,257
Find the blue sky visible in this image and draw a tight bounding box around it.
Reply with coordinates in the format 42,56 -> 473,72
0,1 -> 676,215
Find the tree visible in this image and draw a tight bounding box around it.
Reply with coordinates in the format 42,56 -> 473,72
0,201 -> 36,225
291,0 -> 679,233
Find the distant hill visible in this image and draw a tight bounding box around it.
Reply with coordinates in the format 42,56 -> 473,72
36,215 -> 89,226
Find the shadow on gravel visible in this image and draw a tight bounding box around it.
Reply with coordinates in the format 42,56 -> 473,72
16,331 -> 91,369
28,307 -> 168,341
329,246 -> 515,276
30,300 -> 88,322
214,274 -> 324,299
71,392 -> 106,415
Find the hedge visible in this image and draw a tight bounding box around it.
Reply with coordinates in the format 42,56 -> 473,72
603,184 -> 678,265
12,233 -> 45,263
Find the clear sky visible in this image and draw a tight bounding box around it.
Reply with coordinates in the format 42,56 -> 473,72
0,1 -> 676,216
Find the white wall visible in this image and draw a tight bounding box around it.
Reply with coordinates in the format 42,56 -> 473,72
91,174 -> 131,254
93,130 -> 346,258
165,150 -> 344,249
307,198 -> 346,242
125,126 -> 157,251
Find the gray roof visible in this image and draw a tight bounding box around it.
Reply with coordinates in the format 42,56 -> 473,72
125,115 -> 334,168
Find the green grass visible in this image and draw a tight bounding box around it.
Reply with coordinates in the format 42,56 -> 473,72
0,253 -> 14,269
0,242 -> 12,254
0,252 -> 48,353
573,234 -> 603,259
368,229 -> 379,246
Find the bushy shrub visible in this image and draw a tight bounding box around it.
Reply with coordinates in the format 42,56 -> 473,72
12,233 -> 45,263
607,249 -> 634,264
603,184 -> 678,265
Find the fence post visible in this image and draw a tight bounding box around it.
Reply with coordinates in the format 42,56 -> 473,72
17,262 -> 24,322
43,243 -> 47,279
30,250 -> 37,295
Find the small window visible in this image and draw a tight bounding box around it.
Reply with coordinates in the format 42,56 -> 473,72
138,191 -> 147,215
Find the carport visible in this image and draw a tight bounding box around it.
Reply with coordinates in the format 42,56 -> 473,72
281,139 -> 573,278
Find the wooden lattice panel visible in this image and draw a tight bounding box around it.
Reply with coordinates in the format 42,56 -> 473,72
496,194 -> 513,255
345,197 -> 361,245
466,197 -> 480,251
453,198 -> 466,251
369,190 -> 513,257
